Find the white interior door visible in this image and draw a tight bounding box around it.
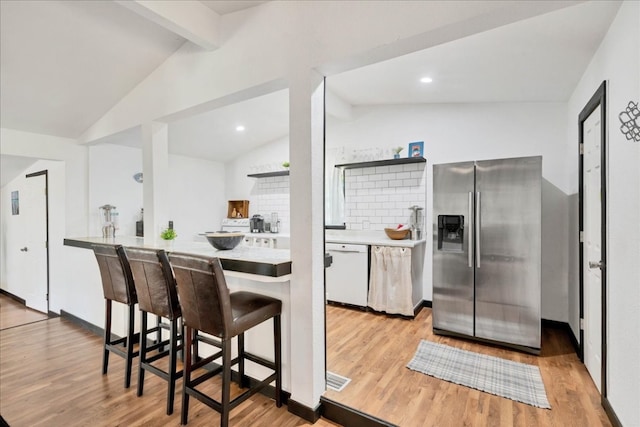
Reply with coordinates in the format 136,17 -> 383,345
583,105 -> 602,392
22,174 -> 48,313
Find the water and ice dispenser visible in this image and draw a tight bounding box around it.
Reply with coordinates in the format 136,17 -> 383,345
437,215 -> 464,252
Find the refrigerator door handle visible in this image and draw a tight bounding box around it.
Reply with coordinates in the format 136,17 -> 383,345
468,191 -> 473,268
476,191 -> 481,268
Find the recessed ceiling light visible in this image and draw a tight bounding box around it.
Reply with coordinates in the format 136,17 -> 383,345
420,77 -> 433,83
236,125 -> 245,132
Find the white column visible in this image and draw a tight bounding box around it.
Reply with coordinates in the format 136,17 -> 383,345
141,122 -> 169,243
288,69 -> 326,410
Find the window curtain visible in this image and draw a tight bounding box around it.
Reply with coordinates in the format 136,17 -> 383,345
325,147 -> 345,226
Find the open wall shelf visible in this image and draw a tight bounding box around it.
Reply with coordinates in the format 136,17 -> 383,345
247,170 -> 290,178
335,156 -> 426,170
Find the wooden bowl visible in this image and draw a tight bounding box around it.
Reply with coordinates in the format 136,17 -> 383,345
384,228 -> 409,240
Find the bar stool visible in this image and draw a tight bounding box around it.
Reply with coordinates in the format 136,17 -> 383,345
92,244 -> 139,388
168,252 -> 282,427
124,247 -> 183,415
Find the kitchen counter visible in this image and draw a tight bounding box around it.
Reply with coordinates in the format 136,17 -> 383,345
64,236 -> 291,279
325,229 -> 426,247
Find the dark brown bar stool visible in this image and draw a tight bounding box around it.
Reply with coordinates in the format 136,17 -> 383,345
92,244 -> 139,388
124,247 -> 183,415
168,252 -> 282,427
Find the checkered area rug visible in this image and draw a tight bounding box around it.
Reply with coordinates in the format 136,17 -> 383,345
407,340 -> 551,409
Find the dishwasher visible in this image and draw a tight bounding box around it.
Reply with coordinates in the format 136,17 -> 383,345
325,243 -> 368,307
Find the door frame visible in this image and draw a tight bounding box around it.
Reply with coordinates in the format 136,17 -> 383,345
25,169 -> 50,314
578,81 -> 607,397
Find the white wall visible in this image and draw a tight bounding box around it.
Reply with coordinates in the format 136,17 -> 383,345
566,2 -> 640,425
225,136 -> 289,203
225,136 -> 291,231
0,129 -> 89,318
1,160 -> 62,298
88,143 -> 226,241
167,153 -> 226,240
327,102 -> 570,321
88,144 -> 143,237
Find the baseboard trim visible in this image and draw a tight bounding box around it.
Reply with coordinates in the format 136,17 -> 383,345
422,300 -> 432,308
288,399 -> 322,423
602,397 -> 622,427
60,309 -> 104,337
320,397 -> 398,427
541,318 -> 567,329
0,288 -> 26,305
541,319 -> 580,355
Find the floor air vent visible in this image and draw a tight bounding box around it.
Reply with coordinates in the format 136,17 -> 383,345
326,371 -> 351,392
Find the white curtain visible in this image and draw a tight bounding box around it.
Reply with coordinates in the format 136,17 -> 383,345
325,147 -> 345,225
368,246 -> 413,316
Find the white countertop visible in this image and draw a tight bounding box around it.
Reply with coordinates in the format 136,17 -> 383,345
67,236 -> 290,262
64,236 -> 292,280
325,230 -> 426,247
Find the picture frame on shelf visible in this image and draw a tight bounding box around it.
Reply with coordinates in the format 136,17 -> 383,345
408,141 -> 424,158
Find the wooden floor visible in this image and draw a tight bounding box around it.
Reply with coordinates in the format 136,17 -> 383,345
0,296 -> 339,427
0,294 -> 49,330
0,295 -> 611,427
325,304 -> 611,427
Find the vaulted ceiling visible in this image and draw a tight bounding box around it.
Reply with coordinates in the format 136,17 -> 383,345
0,1 -> 622,186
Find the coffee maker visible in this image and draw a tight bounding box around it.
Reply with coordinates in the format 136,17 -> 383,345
250,214 -> 264,233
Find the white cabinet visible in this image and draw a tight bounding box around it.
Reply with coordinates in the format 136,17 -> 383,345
326,243 -> 368,306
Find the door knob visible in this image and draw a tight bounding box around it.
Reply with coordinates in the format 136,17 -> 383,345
589,260 -> 604,269
20,247 -> 28,252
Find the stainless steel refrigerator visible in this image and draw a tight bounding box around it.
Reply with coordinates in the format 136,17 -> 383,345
432,156 -> 541,353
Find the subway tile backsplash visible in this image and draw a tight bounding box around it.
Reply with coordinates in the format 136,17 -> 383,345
345,163 -> 426,230
250,175 -> 291,233
248,164 -> 424,233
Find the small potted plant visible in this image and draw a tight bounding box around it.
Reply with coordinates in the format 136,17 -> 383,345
160,228 -> 177,240
282,161 -> 290,169
392,147 -> 404,159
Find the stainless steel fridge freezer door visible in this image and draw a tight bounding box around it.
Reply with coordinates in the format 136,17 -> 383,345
474,156 -> 541,349
433,162 -> 475,336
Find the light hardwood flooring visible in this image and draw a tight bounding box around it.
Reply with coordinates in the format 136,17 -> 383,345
0,294 -> 611,427
0,294 -> 49,330
324,304 -> 611,426
0,296 -> 339,427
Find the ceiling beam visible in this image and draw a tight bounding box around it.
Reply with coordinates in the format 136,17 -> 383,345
115,0 -> 220,50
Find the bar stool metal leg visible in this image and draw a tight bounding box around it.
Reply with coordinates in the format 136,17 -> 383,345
124,304 -> 136,389
167,318 -> 180,415
102,299 -> 112,375
221,338 -> 232,427
137,311 -> 148,397
274,314 -> 282,407
238,333 -> 246,388
181,327 -> 193,426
